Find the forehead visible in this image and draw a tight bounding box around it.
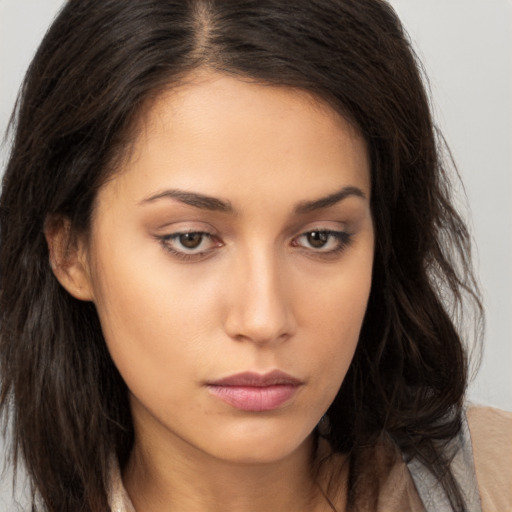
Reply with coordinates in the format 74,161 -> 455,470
102,71 -> 371,209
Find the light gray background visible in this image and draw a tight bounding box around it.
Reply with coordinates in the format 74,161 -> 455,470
1,0 -> 511,507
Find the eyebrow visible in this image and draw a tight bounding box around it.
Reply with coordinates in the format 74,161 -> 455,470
140,189 -> 234,213
293,186 -> 366,214
140,185 -> 366,214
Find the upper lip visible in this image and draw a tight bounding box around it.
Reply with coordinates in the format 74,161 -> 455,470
207,370 -> 303,387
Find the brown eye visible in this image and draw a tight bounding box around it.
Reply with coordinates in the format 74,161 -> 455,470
306,231 -> 329,248
292,229 -> 352,255
158,230 -> 222,260
179,232 -> 203,249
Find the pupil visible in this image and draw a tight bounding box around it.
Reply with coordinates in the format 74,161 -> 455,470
307,231 -> 328,248
180,233 -> 202,249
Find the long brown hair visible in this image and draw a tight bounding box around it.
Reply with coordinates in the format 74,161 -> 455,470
1,1 -> 482,510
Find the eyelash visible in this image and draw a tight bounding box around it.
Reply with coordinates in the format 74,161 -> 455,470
157,231 -> 222,261
156,229 -> 353,262
292,229 -> 353,257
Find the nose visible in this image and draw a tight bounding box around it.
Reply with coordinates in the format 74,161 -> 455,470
223,246 -> 297,345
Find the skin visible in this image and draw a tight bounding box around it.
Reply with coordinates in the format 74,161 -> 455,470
51,72 -> 374,511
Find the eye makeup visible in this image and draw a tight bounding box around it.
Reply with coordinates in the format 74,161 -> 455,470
291,229 -> 353,258
154,226 -> 354,263
156,230 -> 223,262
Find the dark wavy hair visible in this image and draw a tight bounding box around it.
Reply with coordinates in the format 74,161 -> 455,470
0,0 -> 482,510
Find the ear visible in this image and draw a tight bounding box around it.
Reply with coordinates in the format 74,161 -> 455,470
45,215 -> 94,301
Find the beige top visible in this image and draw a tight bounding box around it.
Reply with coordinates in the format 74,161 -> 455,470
468,405 -> 512,512
108,405 -> 512,512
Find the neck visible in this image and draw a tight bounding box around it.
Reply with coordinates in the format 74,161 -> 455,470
123,431 -> 331,512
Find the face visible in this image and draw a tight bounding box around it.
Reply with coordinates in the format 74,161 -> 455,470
79,72 -> 374,464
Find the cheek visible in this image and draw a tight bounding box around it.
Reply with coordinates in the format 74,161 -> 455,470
87,242 -> 220,396
296,255 -> 373,396
302,253 -> 373,340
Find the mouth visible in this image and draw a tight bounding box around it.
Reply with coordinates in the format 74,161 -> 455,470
206,370 -> 303,412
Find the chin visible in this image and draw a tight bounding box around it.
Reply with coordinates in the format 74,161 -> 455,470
201,419 -> 316,465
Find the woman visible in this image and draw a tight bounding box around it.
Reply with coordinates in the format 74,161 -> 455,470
1,1 -> 510,511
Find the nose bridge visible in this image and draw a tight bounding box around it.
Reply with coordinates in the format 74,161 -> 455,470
224,240 -> 295,344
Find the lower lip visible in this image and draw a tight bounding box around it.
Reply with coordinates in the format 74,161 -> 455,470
207,384 -> 299,411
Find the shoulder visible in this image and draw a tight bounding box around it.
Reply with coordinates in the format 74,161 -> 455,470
466,404 -> 512,512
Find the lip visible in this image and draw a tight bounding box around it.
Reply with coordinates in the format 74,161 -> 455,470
206,370 -> 303,412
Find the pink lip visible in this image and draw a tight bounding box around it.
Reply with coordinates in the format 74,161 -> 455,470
206,371 -> 303,412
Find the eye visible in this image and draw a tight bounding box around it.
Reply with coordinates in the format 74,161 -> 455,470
157,231 -> 222,260
176,232 -> 205,249
292,229 -> 352,254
